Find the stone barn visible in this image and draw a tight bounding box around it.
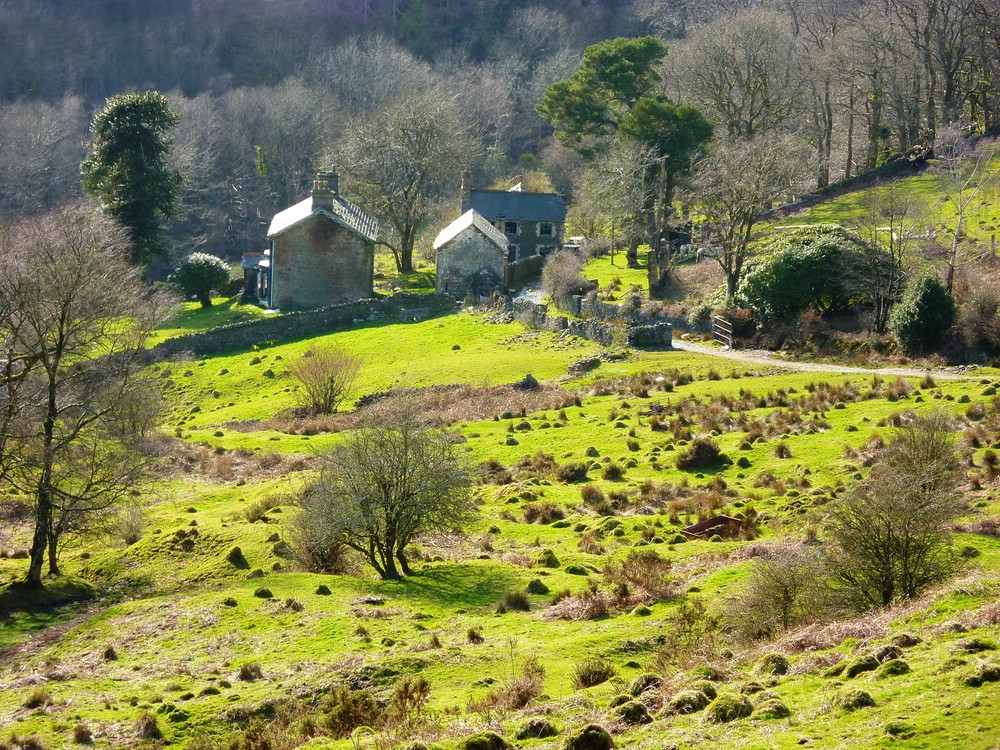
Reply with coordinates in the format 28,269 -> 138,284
264,170 -> 379,311
433,209 -> 507,299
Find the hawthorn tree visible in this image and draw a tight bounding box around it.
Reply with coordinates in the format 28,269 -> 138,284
0,205 -> 175,587
299,405 -> 476,580
288,347 -> 361,415
826,412 -> 962,608
81,91 -> 183,268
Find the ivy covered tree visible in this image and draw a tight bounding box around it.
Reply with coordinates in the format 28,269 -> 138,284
169,252 -> 231,307
81,91 -> 182,269
889,271 -> 957,354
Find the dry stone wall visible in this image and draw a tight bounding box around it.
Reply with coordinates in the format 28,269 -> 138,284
149,293 -> 457,360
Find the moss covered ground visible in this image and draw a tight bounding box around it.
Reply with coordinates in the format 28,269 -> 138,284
1,308 -> 999,749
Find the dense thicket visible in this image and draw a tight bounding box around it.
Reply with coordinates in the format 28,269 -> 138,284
1,0 -> 998,265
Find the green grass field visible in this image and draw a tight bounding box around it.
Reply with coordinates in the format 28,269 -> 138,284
2,266 -> 1000,748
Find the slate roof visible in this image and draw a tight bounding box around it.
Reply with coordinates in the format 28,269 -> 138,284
462,189 -> 567,223
267,195 -> 379,242
433,209 -> 508,250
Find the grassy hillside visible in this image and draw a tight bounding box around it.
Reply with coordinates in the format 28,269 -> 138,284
776,145 -> 1000,251
1,309 -> 999,750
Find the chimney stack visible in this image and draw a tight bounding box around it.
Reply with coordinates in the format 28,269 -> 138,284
312,169 -> 339,210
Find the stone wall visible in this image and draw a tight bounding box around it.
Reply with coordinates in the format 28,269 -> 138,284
510,299 -> 672,348
506,253 -> 545,287
149,293 -> 458,360
436,230 -> 505,299
271,215 -> 373,311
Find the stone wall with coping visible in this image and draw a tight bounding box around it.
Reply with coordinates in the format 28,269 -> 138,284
149,293 -> 458,360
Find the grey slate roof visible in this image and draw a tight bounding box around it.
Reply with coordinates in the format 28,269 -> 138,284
267,195 -> 379,242
462,189 -> 567,223
433,209 -> 507,250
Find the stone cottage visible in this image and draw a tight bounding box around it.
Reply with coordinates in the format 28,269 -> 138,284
433,209 -> 507,299
462,185 -> 567,263
259,170 -> 379,311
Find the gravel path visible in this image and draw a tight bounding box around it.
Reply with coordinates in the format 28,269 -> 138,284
670,338 -> 978,380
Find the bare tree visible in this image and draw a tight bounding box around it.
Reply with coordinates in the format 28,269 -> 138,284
0,205 -> 175,587
826,412 -> 963,609
334,87 -> 477,274
300,405 -> 476,580
670,9 -> 802,139
855,181 -> 919,333
541,248 -> 587,312
289,347 -> 361,415
724,545 -> 828,641
687,133 -> 811,298
934,124 -> 997,293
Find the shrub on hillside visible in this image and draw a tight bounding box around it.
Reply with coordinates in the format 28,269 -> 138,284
960,290 -> 1000,357
562,723 -> 613,750
676,437 -> 729,470
169,252 -> 231,308
572,657 -> 617,689
705,693 -> 753,723
889,272 -> 956,353
542,249 -> 588,312
737,225 -> 892,322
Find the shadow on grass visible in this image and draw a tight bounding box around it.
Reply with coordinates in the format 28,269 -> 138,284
156,296 -> 264,334
373,562 -> 525,610
0,576 -> 97,616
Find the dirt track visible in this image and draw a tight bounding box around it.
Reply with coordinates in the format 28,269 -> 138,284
670,338 -> 977,380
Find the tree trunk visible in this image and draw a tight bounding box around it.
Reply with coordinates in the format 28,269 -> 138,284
396,547 -> 411,576
399,225 -> 415,274
26,492 -> 49,587
47,530 -> 61,576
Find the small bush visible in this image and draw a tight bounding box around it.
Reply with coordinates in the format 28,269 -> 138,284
601,462 -> 625,481
134,713 -> 162,740
315,584 -> 331,595
461,731 -> 510,750
964,661 -> 1000,687
23,687 -> 49,709
516,717 -> 558,740
628,673 -> 662,697
499,591 -> 531,612
889,272 -> 957,353
612,699 -> 651,725
72,724 -> 93,744
467,627 -> 485,644
676,438 -> 728,471
581,484 -> 605,505
102,645 -> 118,661
572,657 -> 617,689
757,653 -> 790,676
238,662 -> 263,682
705,693 -> 753,723
562,723 -> 613,750
253,587 -> 273,599
169,252 -> 230,307
320,686 -> 380,738
838,688 -> 876,711
558,462 -> 590,482
668,689 -> 709,714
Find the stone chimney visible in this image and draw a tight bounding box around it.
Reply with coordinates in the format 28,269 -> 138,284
311,169 -> 339,211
